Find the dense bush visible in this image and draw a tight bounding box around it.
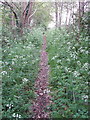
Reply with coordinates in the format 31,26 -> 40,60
1,28 -> 43,118
46,28 -> 89,118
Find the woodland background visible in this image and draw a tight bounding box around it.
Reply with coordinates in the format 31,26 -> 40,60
0,0 -> 90,119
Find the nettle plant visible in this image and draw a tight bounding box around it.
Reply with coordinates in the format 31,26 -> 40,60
2,28 -> 43,118
46,28 -> 89,118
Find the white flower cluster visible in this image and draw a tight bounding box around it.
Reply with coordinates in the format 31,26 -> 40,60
1,71 -> 7,75
12,113 -> 21,118
6,104 -> 13,109
65,67 -> 71,73
77,61 -> 81,66
73,71 -> 80,77
82,95 -> 88,102
22,78 -> 28,83
51,55 -> 58,60
70,52 -> 78,59
57,60 -> 61,63
82,63 -> 89,71
79,47 -> 86,53
67,42 -> 71,45
66,58 -> 70,62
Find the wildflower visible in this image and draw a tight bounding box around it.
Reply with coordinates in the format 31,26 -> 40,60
22,78 -> 28,83
73,71 -> 80,77
82,95 -> 88,102
82,63 -> 89,71
51,55 -> 58,60
67,58 -> 70,62
1,71 -> 7,75
77,61 -> 81,66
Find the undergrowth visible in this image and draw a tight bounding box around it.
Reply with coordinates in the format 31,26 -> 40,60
46,28 -> 89,118
1,27 -> 43,118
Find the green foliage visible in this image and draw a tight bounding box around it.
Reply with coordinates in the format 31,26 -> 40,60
46,28 -> 89,118
74,11 -> 90,35
33,2 -> 52,29
1,27 -> 43,118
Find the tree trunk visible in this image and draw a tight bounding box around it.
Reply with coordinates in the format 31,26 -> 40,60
55,1 -> 58,28
65,2 -> 69,27
78,1 -> 81,31
59,2 -> 63,28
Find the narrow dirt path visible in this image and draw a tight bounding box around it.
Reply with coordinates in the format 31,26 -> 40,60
32,35 -> 50,118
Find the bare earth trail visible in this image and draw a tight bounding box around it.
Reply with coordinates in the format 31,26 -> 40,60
32,35 -> 51,118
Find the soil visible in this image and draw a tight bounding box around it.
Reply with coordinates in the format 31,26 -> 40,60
32,35 -> 51,118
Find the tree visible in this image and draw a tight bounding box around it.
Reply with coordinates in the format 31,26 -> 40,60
58,1 -> 63,28
55,1 -> 58,27
0,0 -> 36,34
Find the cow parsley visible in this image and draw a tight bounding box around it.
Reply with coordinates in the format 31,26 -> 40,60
73,71 -> 80,77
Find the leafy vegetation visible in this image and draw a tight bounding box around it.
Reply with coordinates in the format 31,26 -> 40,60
1,0 -> 89,119
2,27 -> 43,118
33,2 -> 52,29
46,28 -> 89,118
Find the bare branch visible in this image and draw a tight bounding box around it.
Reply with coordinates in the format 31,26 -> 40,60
0,0 -> 18,26
28,8 -> 37,19
23,1 -> 30,15
12,2 -> 20,10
